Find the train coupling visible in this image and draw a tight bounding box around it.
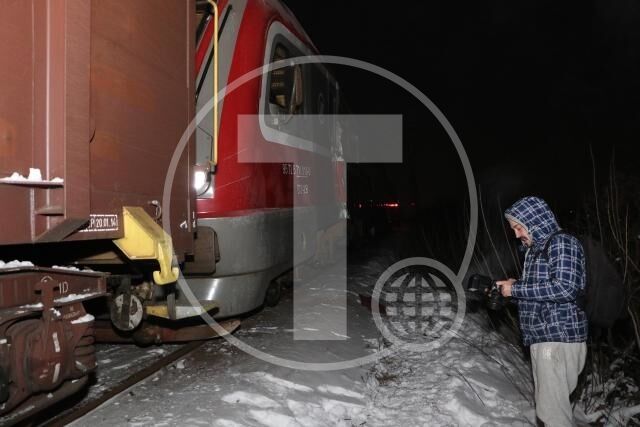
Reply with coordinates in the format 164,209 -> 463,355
146,297 -> 219,320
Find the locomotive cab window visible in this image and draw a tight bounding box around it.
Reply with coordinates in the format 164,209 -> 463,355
268,42 -> 304,116
261,27 -> 335,153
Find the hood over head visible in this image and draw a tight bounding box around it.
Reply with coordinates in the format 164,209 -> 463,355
504,196 -> 560,249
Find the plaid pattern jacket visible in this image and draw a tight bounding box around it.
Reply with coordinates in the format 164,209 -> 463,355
505,197 -> 588,346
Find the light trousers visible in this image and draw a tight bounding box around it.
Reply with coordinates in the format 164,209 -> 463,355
530,342 -> 587,427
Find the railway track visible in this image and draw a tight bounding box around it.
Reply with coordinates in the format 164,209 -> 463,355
33,341 -> 206,427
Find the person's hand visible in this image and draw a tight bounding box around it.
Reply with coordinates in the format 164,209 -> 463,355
496,278 -> 517,297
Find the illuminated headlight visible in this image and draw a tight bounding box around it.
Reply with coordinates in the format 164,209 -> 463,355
193,165 -> 211,196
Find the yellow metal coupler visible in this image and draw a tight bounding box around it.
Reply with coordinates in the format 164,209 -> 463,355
113,206 -> 179,285
113,207 -> 217,320
145,302 -> 219,320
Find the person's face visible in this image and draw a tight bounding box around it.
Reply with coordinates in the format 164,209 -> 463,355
508,219 -> 532,247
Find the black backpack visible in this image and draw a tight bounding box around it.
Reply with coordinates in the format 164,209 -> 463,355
539,231 -> 626,329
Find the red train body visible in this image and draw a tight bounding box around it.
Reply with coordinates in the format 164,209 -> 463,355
185,0 -> 346,317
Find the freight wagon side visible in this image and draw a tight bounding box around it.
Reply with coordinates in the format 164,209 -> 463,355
0,0 -> 201,422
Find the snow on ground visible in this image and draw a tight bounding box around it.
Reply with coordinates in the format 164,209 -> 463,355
365,308 -> 536,426
71,260 -> 379,427
71,234 -> 537,426
88,344 -> 181,398
353,252 -> 536,426
37,343 -> 182,426
574,359 -> 640,426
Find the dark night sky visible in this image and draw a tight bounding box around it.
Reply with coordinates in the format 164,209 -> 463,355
282,0 -> 640,212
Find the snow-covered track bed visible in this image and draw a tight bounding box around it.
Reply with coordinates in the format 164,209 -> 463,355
35,342 -> 202,427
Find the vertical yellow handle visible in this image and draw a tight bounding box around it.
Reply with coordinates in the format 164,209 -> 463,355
208,0 -> 219,170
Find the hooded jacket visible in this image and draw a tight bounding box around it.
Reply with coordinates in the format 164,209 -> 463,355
504,196 -> 588,346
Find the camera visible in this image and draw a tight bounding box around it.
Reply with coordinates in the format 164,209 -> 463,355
465,274 -> 506,310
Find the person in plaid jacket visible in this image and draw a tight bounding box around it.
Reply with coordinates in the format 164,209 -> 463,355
497,196 -> 588,427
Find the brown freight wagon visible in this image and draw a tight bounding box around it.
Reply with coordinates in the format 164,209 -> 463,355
0,1 -> 227,422
0,0 -> 195,259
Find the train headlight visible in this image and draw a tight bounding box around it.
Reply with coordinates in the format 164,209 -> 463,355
193,165 -> 211,196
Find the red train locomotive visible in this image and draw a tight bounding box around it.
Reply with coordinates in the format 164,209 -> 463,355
186,0 -> 346,318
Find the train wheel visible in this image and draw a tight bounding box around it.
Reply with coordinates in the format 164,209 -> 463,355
264,281 -> 281,307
